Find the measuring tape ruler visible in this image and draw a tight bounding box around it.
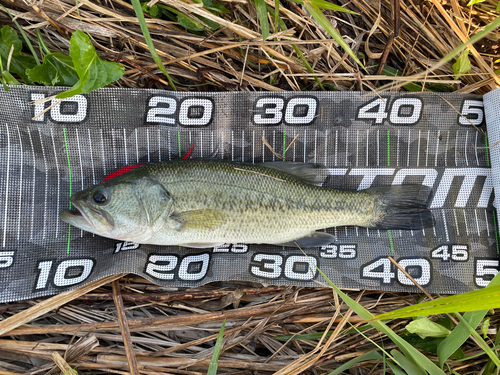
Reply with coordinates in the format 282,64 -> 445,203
0,87 -> 497,302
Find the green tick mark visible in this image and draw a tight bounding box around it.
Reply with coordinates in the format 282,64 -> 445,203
388,230 -> 394,253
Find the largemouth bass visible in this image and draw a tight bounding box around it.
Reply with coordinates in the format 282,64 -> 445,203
59,159 -> 433,248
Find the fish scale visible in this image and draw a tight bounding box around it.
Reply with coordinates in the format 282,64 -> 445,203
148,160 -> 369,243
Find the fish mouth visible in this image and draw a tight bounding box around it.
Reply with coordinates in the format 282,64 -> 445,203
60,201 -> 110,233
60,201 -> 91,228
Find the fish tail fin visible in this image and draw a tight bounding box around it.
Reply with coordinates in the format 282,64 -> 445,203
366,185 -> 433,230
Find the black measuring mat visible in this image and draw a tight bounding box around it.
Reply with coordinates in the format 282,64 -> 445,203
0,87 -> 497,302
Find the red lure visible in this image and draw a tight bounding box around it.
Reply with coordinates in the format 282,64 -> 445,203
103,143 -> 194,181
103,164 -> 144,181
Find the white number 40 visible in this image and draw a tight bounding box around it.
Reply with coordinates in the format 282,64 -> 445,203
357,97 -> 422,125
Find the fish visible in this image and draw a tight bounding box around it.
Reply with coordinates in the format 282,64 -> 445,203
59,159 -> 433,248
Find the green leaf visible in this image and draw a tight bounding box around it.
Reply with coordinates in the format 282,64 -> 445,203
401,333 -> 464,359
0,26 -> 36,84
327,351 -> 383,375
452,48 -> 471,79
177,13 -> 206,31
481,317 -> 490,339
207,319 -> 225,375
131,0 -> 176,90
0,5 -> 40,65
254,0 -> 270,41
406,318 -> 451,339
196,15 -> 220,31
301,2 -> 364,69
141,1 -> 161,17
56,30 -> 124,99
497,0 -> 500,11
467,0 -> 485,5
1,70 -> 19,85
202,0 -> 229,14
26,53 -> 78,86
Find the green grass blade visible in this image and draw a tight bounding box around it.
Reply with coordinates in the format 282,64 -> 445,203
36,29 -> 50,56
274,0 -> 279,33
288,0 -> 357,13
438,310 -> 489,367
391,350 -> 426,375
327,351 -> 383,375
269,6 -> 325,90
374,285 -> 500,321
437,273 -> 500,367
302,2 -> 364,69
207,319 -> 225,375
130,0 -> 176,90
388,361 -> 408,375
453,313 -> 500,368
483,329 -> 500,375
292,45 -> 325,90
254,0 -> 269,42
312,264 -> 446,375
274,325 -> 372,341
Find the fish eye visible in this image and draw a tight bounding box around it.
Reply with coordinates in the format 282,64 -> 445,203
92,191 -> 108,205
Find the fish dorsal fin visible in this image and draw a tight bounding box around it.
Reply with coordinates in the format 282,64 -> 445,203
170,209 -> 223,231
259,162 -> 328,185
133,177 -> 173,232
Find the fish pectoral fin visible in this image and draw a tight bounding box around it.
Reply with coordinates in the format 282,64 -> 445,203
275,232 -> 336,248
181,243 -> 225,248
170,209 -> 223,230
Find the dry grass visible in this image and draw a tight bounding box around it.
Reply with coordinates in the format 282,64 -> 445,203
0,276 -> 499,374
1,0 -> 498,93
0,0 -> 499,373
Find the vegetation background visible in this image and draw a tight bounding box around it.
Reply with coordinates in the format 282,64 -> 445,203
0,0 -> 499,374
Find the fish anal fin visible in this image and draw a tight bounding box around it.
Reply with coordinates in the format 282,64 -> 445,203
275,232 -> 336,248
